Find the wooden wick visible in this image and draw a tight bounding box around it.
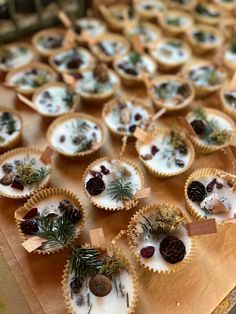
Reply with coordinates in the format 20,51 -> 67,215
81,31 -> 97,45
141,71 -> 152,89
63,29 -> 76,48
119,135 -> 128,158
178,116 -> 196,136
134,187 -> 151,199
152,108 -> 166,121
230,71 -> 236,90
62,73 -> 77,88
21,236 -> 47,253
40,146 -> 54,164
131,34 -> 144,54
222,147 -> 236,174
185,219 -> 217,236
134,127 -> 154,144
89,228 -> 107,251
58,11 -> 72,29
17,93 -> 37,111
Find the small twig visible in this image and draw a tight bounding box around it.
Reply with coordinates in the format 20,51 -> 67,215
119,135 -> 128,158
126,292 -> 129,308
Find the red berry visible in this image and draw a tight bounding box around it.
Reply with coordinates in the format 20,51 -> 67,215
100,165 -> 110,175
151,145 -> 159,156
23,208 -> 38,220
140,246 -> 155,258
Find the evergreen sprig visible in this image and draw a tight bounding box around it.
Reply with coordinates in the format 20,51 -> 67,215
69,246 -> 103,281
35,214 -> 76,248
107,178 -> 134,203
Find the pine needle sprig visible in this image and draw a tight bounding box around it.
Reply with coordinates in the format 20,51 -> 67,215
69,246 -> 103,281
107,178 -> 134,203
35,214 -> 76,248
63,90 -> 75,108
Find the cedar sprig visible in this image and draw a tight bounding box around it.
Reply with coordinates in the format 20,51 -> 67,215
107,178 -> 134,203
69,246 -> 103,281
35,214 -> 76,248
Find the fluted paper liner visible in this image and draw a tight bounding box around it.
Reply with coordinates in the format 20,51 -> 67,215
220,83 -> 236,120
0,147 -> 54,199
83,156 -> 145,211
185,108 -> 235,154
6,62 -> 58,96
15,188 -> 85,255
102,97 -> 152,139
99,4 -> 130,32
136,129 -> 195,178
0,106 -> 22,153
193,3 -> 221,25
148,38 -> 191,71
32,28 -> 66,57
127,203 -> 196,274
90,33 -> 130,64
186,25 -> 223,55
32,82 -> 79,119
113,53 -> 157,87
76,69 -> 120,105
49,47 -> 95,74
182,59 -> 226,97
62,244 -> 139,314
47,112 -> 105,160
75,18 -> 107,45
185,167 -> 236,222
148,75 -> 195,112
0,42 -> 37,72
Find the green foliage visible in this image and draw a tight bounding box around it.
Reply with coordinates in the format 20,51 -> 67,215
107,178 -> 134,203
129,52 -> 141,66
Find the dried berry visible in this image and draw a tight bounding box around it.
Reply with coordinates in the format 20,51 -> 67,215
64,208 -> 82,224
160,236 -> 186,264
134,113 -> 142,121
100,165 -> 110,175
11,176 -> 24,190
0,174 -> 12,186
216,182 -> 223,189
23,208 -> 38,220
89,275 -> 112,297
58,199 -> 74,212
89,170 -> 103,178
141,154 -> 152,161
67,58 -> 83,70
129,124 -> 136,133
151,145 -> 159,156
125,68 -> 138,76
70,277 -> 83,294
60,135 -> 65,143
86,177 -> 105,196
93,63 -> 109,83
117,126 -> 127,132
206,179 -> 216,193
140,246 -> 155,258
187,181 -> 206,203
190,120 -> 206,135
227,181 -> 233,187
178,144 -> 188,155
20,220 -> 39,235
2,163 -> 13,174
175,159 -> 185,168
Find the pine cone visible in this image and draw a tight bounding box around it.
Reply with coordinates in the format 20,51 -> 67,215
86,177 -> 105,196
190,120 -> 206,135
64,208 -> 82,224
187,181 -> 206,203
58,199 -> 74,213
20,220 -> 39,235
159,236 -> 186,264
93,63 -> 109,83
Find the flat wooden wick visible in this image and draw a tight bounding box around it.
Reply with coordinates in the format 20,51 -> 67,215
230,71 -> 236,90
224,217 -> 236,224
81,31 -> 96,45
131,34 -> 144,54
17,93 -> 37,111
212,200 -> 229,214
178,116 -> 196,136
134,127 -> 154,144
21,236 -> 47,253
141,71 -> 152,89
40,146 -> 54,164
152,108 -> 166,121
58,10 -> 72,28
62,74 -> 77,88
89,228 -> 106,251
3,82 -> 15,89
223,147 -> 236,173
134,187 -> 150,199
63,29 -> 76,48
185,218 -> 217,236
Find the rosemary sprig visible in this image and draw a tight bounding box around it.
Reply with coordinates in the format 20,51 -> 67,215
129,52 -> 141,66
35,214 -> 76,248
166,17 -> 181,26
0,112 -> 17,135
107,178 -> 134,203
16,158 -> 50,186
69,246 -> 103,281
63,90 -> 75,108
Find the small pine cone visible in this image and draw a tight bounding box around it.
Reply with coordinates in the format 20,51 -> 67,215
58,199 -> 74,213
20,220 -> 39,235
93,63 -> 109,83
86,177 -> 105,196
64,207 -> 82,224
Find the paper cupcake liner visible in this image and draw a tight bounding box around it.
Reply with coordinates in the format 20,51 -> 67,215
159,11 -> 193,37
148,75 -> 195,112
127,203 -> 197,274
76,19 -> 107,45
5,62 -> 58,96
62,244 -> 139,314
0,107 -> 23,153
186,108 -> 235,154
32,82 -> 80,120
194,9 -> 221,25
83,156 -> 145,211
0,43 -> 38,73
220,85 -> 236,120
223,57 -> 236,73
184,167 -> 236,222
166,0 -> 196,11
77,70 -> 120,105
15,188 -> 85,255
136,129 -> 195,178
102,97 -> 152,139
90,33 -> 130,64
49,47 -> 95,74
47,112 -> 105,160
32,28 -> 66,58
99,5 -> 127,32
0,147 -> 54,199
